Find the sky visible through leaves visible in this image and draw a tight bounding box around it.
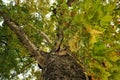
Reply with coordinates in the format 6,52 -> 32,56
0,0 -> 120,80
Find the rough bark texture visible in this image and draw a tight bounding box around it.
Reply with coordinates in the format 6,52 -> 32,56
41,51 -> 86,80
0,12 -> 87,80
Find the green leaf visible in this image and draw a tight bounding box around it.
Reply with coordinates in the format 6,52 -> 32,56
100,14 -> 112,26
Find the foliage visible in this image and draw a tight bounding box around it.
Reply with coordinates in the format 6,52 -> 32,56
0,0 -> 120,80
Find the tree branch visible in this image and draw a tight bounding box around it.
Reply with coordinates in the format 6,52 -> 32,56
67,0 -> 76,6
0,12 -> 45,68
28,24 -> 52,44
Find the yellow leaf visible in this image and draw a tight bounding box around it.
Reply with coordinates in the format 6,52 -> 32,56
109,52 -> 120,62
90,29 -> 102,44
68,34 -> 79,52
86,26 -> 103,47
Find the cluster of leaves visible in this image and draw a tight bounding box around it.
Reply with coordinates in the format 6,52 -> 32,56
0,0 -> 120,80
0,0 -> 44,79
50,1 -> 120,79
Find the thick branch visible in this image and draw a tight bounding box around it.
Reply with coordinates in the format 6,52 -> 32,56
0,12 -> 45,68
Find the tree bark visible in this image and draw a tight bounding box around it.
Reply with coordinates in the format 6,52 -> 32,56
0,12 -> 86,80
41,50 -> 86,80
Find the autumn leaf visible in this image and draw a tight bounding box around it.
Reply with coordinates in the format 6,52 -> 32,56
86,26 -> 103,48
68,34 -> 79,52
109,52 -> 120,62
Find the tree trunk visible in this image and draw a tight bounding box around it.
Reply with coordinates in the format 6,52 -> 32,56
0,12 -> 87,80
41,51 -> 86,80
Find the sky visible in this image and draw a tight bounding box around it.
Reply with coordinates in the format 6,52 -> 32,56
0,0 -> 54,79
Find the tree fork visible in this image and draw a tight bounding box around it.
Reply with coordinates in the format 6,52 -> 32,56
0,12 -> 87,80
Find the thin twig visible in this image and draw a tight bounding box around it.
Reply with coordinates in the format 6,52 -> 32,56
28,24 -> 52,44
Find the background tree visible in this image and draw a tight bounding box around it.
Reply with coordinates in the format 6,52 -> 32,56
0,0 -> 120,80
